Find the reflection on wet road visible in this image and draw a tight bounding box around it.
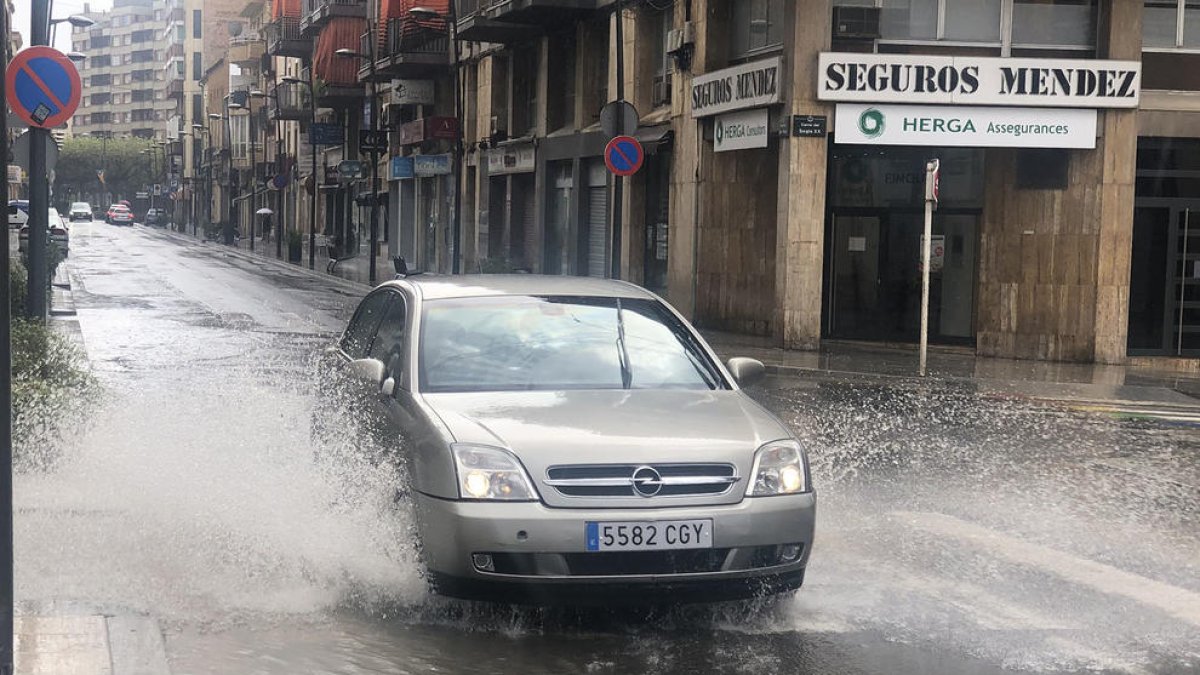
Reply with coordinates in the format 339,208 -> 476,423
17,226 -> 1200,674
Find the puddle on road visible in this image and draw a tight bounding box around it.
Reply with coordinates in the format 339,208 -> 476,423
11,326 -> 1200,674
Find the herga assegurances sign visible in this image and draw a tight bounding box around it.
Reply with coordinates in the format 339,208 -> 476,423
817,53 -> 1140,109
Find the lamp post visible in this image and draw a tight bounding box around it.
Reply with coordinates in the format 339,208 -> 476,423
281,74 -> 318,269
191,123 -> 207,237
336,38 -> 380,285
50,13 -> 93,44
410,6 -> 461,274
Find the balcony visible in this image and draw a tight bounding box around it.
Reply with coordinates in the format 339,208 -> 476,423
166,78 -> 184,98
359,20 -> 449,82
300,0 -> 365,37
230,33 -> 266,65
454,0 -> 596,42
455,0 -> 540,43
269,82 -> 311,121
231,142 -> 267,168
265,17 -> 310,57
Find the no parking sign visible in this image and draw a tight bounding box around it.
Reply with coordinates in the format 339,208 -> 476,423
5,46 -> 82,129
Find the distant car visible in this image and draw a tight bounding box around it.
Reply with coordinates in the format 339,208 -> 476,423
19,208 -> 69,257
68,202 -> 92,222
145,208 -> 163,226
8,200 -> 29,229
320,275 -> 814,604
107,204 -> 133,225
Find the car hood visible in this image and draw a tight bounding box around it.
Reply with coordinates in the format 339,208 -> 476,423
422,389 -> 791,506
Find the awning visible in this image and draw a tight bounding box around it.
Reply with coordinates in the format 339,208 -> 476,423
635,125 -> 673,153
314,17 -> 369,87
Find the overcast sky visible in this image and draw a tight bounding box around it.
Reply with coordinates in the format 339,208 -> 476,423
12,0 -> 114,53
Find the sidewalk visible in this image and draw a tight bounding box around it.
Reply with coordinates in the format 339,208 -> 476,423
223,229 -> 389,287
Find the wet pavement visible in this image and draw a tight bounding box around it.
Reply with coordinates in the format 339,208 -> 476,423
15,223 -> 1200,674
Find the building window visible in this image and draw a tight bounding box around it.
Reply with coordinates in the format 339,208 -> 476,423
91,74 -> 112,86
193,52 -> 203,80
547,30 -> 577,131
651,5 -> 673,107
193,9 -> 202,38
1011,0 -> 1096,48
91,93 -> 111,105
731,0 -> 785,57
880,0 -> 1002,42
132,29 -> 154,42
192,94 -> 203,123
511,47 -> 538,138
91,34 -> 110,48
1145,0 -> 1200,49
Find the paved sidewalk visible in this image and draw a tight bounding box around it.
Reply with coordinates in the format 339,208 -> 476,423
14,614 -> 170,675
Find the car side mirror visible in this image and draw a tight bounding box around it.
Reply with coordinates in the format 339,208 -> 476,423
348,357 -> 387,389
726,357 -> 766,388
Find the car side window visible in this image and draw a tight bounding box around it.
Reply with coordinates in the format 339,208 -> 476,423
368,293 -> 408,383
340,292 -> 390,359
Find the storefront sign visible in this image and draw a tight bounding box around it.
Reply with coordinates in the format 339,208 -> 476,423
834,104 -> 1097,149
414,153 -> 452,176
309,123 -> 344,146
398,117 -> 460,145
714,108 -> 770,152
691,56 -> 782,117
818,53 -> 1140,108
487,143 -> 535,175
391,78 -> 434,106
389,156 -> 414,181
6,165 -> 21,183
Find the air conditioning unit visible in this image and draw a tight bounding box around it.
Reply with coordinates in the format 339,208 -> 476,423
832,5 -> 881,40
667,22 -> 695,55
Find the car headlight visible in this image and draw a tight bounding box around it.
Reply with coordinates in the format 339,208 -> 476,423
746,440 -> 811,496
452,444 -> 538,501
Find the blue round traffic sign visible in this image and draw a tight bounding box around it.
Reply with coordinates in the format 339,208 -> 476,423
5,46 -> 82,129
604,135 -> 644,177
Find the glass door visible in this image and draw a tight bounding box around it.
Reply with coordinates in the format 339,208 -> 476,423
1129,203 -> 1200,355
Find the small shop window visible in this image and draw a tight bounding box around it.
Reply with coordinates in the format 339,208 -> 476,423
1016,149 -> 1069,190
879,0 -> 1002,43
1011,0 -> 1097,48
1144,0 -> 1200,50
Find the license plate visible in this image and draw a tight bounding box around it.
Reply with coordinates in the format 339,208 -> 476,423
585,519 -> 713,552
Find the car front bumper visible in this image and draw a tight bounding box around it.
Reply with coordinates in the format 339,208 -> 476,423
413,491 -> 815,603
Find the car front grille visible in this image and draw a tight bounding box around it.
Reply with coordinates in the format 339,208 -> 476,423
544,463 -> 739,499
481,544 -> 804,577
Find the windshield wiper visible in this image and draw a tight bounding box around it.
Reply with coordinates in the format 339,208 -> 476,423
615,298 -> 633,389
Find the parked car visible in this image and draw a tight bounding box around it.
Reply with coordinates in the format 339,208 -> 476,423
68,202 -> 92,222
8,200 -> 29,230
106,204 -> 133,225
319,275 -> 814,604
144,208 -> 163,226
18,207 -> 69,256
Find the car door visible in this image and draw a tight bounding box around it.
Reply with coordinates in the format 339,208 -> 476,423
313,290 -> 391,453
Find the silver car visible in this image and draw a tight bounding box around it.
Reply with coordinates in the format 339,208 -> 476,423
324,275 -> 815,603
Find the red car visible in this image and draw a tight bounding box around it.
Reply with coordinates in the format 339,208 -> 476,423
106,204 -> 133,225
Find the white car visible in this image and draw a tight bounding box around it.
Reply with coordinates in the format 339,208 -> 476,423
68,201 -> 92,222
18,208 -> 70,257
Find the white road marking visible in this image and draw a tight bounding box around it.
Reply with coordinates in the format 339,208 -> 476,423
892,511 -> 1200,628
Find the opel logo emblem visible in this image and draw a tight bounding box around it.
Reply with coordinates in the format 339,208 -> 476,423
631,466 -> 663,497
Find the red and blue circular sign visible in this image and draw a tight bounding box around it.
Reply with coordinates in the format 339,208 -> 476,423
5,46 -> 82,129
604,135 -> 644,177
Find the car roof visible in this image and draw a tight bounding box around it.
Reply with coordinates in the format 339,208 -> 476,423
389,274 -> 660,301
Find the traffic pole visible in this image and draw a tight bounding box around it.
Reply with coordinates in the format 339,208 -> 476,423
610,0 -> 624,280
919,158 -> 939,378
26,0 -> 50,320
0,0 -> 14,671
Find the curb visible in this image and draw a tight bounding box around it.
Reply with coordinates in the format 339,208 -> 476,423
142,226 -> 371,295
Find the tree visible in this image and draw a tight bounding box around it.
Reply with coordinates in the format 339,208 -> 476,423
52,137 -> 156,208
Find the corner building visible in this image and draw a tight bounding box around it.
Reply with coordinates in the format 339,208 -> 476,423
433,1 -> 1195,365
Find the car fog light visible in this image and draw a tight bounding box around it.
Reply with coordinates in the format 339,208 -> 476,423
472,553 -> 495,572
779,543 -> 803,563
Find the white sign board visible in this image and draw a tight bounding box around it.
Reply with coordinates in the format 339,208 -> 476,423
391,79 -> 435,106
487,144 -> 536,175
691,57 -> 782,117
834,104 -> 1097,149
818,53 -> 1140,108
714,108 -> 770,152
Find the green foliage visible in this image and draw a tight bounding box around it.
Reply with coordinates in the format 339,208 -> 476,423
10,259 -> 27,317
8,260 -> 98,468
52,136 -> 158,205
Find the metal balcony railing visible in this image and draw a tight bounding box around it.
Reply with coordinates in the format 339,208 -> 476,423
265,17 -> 309,56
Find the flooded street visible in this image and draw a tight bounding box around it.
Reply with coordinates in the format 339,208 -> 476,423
17,224 -> 1200,674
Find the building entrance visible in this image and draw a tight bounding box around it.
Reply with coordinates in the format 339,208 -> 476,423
824,145 -> 983,345
1129,201 -> 1200,356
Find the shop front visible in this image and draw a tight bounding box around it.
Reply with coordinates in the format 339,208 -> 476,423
817,52 -> 1141,358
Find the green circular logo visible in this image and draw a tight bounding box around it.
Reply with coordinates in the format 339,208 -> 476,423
858,108 -> 885,138
715,119 -> 724,144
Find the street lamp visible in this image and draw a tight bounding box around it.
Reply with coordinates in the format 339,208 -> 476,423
282,75 -> 318,269
50,14 -> 94,44
336,40 -> 381,284
408,6 -> 462,274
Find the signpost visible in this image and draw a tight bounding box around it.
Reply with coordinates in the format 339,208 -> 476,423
359,129 -> 387,154
5,46 -> 82,129
603,135 -> 644,177
920,158 -> 940,378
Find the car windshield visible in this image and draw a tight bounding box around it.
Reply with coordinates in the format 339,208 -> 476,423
419,295 -> 724,393
71,202 -> 89,210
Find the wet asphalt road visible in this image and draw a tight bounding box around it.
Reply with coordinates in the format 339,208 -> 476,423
16,223 -> 1200,675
